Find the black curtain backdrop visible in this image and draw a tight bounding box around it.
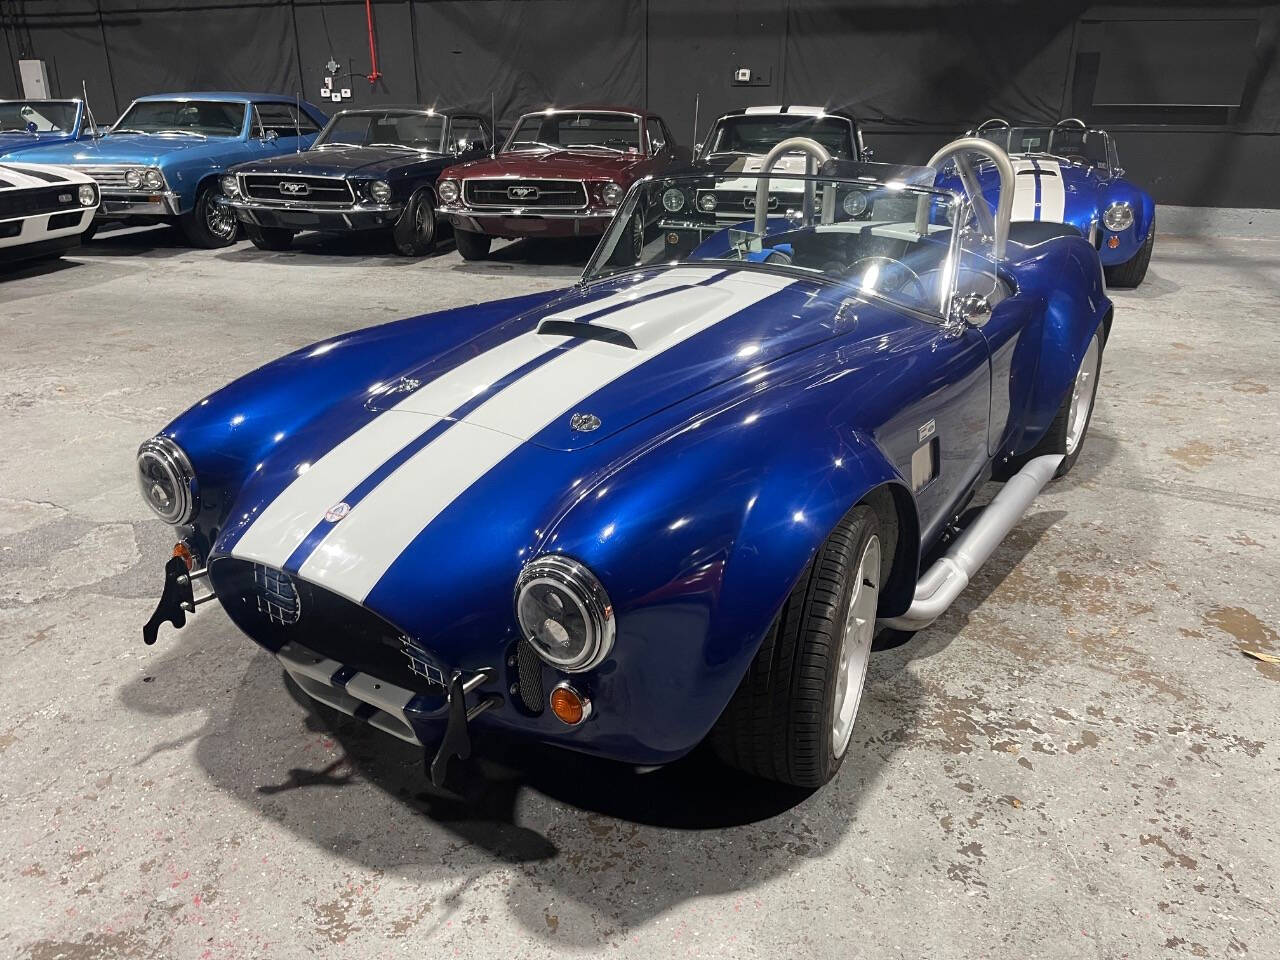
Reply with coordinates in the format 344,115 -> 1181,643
1,0 -> 1277,207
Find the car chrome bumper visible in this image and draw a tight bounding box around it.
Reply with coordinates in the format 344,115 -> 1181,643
224,198 -> 404,232
97,191 -> 181,218
442,205 -> 615,238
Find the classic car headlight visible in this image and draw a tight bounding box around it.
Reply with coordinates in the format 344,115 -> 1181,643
697,193 -> 717,213
142,168 -> 165,190
370,180 -> 392,203
124,168 -> 143,189
77,183 -> 97,206
219,175 -> 240,198
601,182 -> 624,206
842,191 -> 869,218
515,555 -> 615,673
136,436 -> 198,526
1103,201 -> 1134,232
438,179 -> 459,204
661,187 -> 685,212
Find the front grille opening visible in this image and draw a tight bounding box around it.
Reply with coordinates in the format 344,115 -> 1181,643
210,557 -> 447,695
512,638 -> 545,715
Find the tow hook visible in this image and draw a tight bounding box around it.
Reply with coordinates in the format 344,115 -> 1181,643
142,556 -> 215,645
428,668 -> 501,788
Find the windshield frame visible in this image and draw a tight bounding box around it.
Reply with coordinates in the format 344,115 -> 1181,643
581,171 -> 966,324
700,112 -> 858,162
110,98 -> 249,139
0,98 -> 82,135
979,125 -> 1114,170
501,109 -> 644,154
312,108 -> 448,152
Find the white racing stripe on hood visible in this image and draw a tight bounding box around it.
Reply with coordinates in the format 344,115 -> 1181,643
231,266 -> 724,569
1009,158 -> 1066,223
1010,160 -> 1038,221
1035,159 -> 1066,222
296,272 -> 797,602
0,164 -> 60,189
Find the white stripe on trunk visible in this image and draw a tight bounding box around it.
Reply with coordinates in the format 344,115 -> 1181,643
296,273 -> 797,602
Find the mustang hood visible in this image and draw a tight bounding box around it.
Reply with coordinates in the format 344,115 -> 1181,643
457,149 -> 647,179
212,266 -> 838,633
235,146 -> 439,177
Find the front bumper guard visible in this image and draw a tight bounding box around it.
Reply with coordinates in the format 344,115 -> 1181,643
140,558 -> 499,787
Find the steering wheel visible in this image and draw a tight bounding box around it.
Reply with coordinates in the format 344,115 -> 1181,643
845,256 -> 927,302
1056,117 -> 1087,129
975,117 -> 1011,133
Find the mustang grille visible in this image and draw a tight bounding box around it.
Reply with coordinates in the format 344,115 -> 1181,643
0,185 -> 83,219
464,178 -> 587,209
209,558 -> 448,695
241,174 -> 355,205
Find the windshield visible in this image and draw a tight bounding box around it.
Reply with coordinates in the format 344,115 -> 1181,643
704,115 -> 855,159
113,100 -> 245,137
978,126 -> 1110,168
316,110 -> 446,151
504,111 -> 641,153
0,101 -> 78,133
585,172 -> 961,316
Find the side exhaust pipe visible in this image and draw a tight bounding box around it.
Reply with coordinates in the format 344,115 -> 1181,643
880,454 -> 1063,631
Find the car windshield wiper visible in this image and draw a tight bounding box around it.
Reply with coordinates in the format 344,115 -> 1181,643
565,143 -> 625,153
508,140 -> 561,152
156,129 -> 207,138
0,127 -> 38,135
367,142 -> 414,149
112,128 -> 150,135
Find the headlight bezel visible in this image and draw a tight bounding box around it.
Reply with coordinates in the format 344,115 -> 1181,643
601,181 -> 624,207
142,167 -> 165,191
1103,201 -> 1134,232
369,179 -> 392,203
136,436 -> 198,526
77,183 -> 97,207
219,174 -> 240,198
437,179 -> 460,204
661,187 -> 685,212
515,555 -> 615,674
697,192 -> 717,213
124,168 -> 143,189
841,190 -> 869,218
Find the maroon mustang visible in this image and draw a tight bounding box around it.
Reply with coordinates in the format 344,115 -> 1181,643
436,106 -> 684,261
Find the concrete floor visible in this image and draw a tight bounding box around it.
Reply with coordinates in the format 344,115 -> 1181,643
1,221 -> 1277,960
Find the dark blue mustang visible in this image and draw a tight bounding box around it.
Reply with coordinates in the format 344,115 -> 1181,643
937,118 -> 1155,287
136,137 -> 1111,789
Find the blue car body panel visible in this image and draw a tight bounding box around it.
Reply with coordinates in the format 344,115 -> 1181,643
937,156 -> 1155,267
152,220 -> 1110,764
6,92 -> 327,216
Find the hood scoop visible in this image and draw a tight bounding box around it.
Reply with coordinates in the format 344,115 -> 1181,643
536,319 -> 636,349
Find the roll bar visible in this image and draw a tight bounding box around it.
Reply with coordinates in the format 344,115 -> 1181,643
975,117 -> 1010,133
923,137 -> 1016,261
1056,117 -> 1087,128
752,136 -> 833,236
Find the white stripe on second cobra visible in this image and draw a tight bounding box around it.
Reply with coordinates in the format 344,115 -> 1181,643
1035,159 -> 1066,222
297,272 -> 797,602
231,268 -> 726,569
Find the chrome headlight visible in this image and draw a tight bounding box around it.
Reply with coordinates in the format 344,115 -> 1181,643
515,555 -> 615,673
842,191 -> 869,218
661,187 -> 685,212
370,180 -> 391,203
219,174 -> 240,198
142,167 -> 164,190
77,183 -> 97,206
136,436 -> 197,526
1103,201 -> 1134,232
697,192 -> 717,213
601,181 -> 624,206
438,179 -> 459,204
124,168 -> 143,188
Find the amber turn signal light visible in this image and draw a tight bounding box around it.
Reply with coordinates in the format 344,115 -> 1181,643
549,683 -> 592,726
172,541 -> 195,571
1107,235 -> 1120,249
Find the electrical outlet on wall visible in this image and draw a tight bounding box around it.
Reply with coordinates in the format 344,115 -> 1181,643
731,66 -> 772,87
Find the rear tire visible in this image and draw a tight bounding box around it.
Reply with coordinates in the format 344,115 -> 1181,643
179,183 -> 239,248
1104,222 -> 1154,288
1011,328 -> 1104,479
245,224 -> 295,251
710,504 -> 883,787
392,189 -> 437,257
454,228 -> 491,261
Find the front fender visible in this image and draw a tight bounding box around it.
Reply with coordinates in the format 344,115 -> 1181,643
1098,179 -> 1155,265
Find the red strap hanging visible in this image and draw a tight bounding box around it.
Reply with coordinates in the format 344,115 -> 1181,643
365,0 -> 382,84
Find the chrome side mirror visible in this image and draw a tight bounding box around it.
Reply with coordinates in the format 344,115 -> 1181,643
862,146 -> 875,161
951,292 -> 991,328
454,138 -> 472,154
262,129 -> 279,142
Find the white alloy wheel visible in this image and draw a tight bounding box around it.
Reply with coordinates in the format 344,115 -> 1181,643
832,534 -> 881,758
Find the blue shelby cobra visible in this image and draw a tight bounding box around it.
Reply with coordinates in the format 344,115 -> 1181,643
14,92 -> 327,247
138,137 -> 1112,789
937,118 -> 1155,288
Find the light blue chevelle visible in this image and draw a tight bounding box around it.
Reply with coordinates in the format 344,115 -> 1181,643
6,92 -> 328,247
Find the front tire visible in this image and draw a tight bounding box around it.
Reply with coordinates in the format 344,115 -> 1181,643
245,224 -> 295,251
1104,222 -> 1154,288
608,208 -> 644,266
392,189 -> 437,257
179,183 -> 239,248
711,504 -> 882,787
454,228 -> 491,261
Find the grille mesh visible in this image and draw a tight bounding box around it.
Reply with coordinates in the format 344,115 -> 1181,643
242,174 -> 354,205
516,639 -> 545,714
464,178 -> 587,209
253,564 -> 301,625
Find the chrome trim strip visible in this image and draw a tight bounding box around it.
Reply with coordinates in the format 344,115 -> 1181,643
444,206 -> 614,220
224,198 -> 400,215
